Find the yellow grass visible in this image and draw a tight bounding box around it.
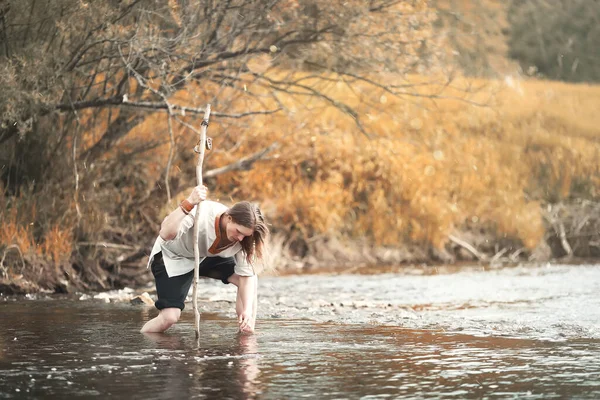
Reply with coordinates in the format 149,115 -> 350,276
79,71 -> 600,251
39,225 -> 74,264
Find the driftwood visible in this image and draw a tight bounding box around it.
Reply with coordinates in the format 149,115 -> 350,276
0,245 -> 26,276
192,105 -> 211,339
544,203 -> 574,259
76,242 -> 138,250
448,234 -> 488,261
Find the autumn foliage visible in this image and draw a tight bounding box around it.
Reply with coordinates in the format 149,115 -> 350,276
3,72 -> 600,287
1,1 -> 600,292
136,73 -> 598,254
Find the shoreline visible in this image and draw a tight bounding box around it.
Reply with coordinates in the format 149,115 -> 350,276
3,263 -> 599,342
2,256 -> 600,296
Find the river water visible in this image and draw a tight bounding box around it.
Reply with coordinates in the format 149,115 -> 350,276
1,263 -> 600,398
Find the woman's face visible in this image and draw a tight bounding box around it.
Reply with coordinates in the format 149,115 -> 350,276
225,217 -> 253,243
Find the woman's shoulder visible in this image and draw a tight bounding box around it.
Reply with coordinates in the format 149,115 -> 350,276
198,200 -> 228,218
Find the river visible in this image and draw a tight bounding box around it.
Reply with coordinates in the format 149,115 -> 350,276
1,263 -> 599,398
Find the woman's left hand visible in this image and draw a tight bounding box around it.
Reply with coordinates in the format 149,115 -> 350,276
238,311 -> 254,334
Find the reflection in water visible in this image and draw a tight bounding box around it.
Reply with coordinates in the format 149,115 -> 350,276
142,332 -> 185,349
1,281 -> 600,398
185,332 -> 263,399
238,334 -> 261,397
140,324 -> 263,398
253,322 -> 600,399
0,301 -> 269,399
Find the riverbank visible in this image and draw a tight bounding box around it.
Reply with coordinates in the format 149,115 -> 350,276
1,198 -> 599,296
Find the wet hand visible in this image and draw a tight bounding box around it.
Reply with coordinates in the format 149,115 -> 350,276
187,185 -> 208,205
238,311 -> 254,334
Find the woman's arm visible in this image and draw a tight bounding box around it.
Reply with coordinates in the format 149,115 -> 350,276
159,185 -> 208,240
236,275 -> 257,333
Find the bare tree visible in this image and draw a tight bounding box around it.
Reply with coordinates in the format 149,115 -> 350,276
0,0 -> 450,288
1,0 -> 441,163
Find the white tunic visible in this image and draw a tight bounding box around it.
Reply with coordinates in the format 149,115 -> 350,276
147,200 -> 254,278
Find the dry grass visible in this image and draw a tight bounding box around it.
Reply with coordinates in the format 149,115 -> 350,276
3,72 -> 599,270
39,224 -> 74,264
133,71 -> 600,252
0,199 -> 73,267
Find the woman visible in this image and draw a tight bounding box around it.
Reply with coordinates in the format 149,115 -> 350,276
140,185 -> 269,334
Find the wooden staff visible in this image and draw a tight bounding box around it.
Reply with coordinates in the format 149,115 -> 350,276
193,104 -> 212,338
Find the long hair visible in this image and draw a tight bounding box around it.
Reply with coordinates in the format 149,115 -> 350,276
225,201 -> 269,265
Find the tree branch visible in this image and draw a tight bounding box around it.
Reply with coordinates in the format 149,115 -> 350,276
54,97 -> 282,119
203,143 -> 279,179
448,234 -> 488,261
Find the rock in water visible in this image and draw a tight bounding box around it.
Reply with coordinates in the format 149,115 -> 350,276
130,292 -> 154,306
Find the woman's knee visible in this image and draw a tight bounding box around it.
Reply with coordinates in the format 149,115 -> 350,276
227,273 -> 240,287
160,308 -> 181,326
228,273 -> 256,286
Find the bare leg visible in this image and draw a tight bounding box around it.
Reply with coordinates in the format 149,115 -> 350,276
140,307 -> 181,333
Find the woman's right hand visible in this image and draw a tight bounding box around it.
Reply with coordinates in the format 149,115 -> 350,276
187,185 -> 208,205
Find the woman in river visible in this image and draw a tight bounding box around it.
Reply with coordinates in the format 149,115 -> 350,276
140,185 -> 269,334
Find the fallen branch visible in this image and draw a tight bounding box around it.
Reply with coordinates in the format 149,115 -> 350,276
490,247 -> 508,265
0,245 -> 26,276
556,220 -> 573,258
509,247 -> 525,262
544,204 -> 574,258
76,242 -> 138,250
448,234 -> 487,261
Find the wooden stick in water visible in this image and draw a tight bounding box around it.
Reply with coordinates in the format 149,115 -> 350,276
193,104 -> 211,338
